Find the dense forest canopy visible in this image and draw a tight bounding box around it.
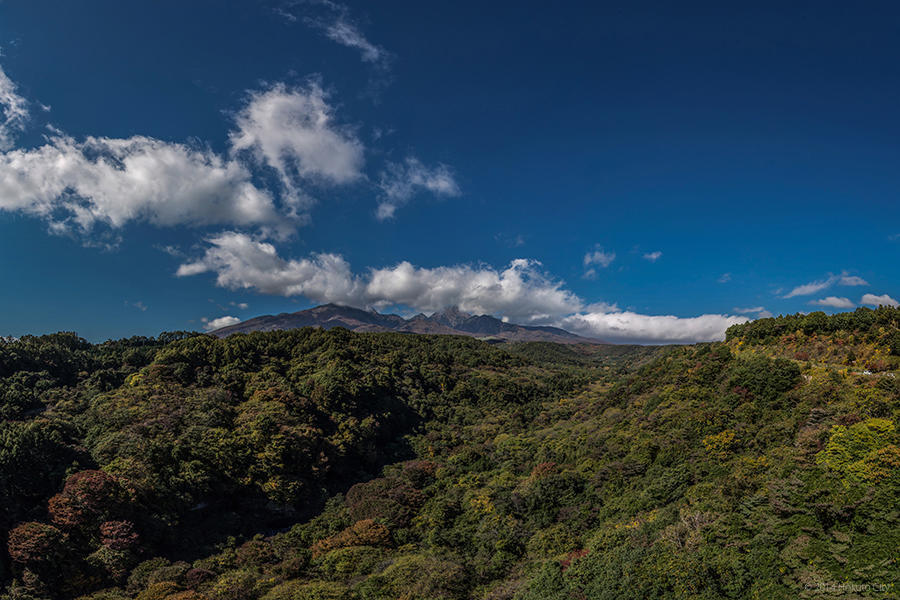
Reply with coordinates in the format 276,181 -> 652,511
0,309 -> 898,599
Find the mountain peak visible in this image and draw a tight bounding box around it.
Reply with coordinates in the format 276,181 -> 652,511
210,304 -> 601,344
429,306 -> 473,327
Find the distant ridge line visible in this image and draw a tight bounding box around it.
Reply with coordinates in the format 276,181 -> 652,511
210,303 -> 605,344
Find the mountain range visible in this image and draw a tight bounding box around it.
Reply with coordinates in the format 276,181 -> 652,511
210,303 -> 601,344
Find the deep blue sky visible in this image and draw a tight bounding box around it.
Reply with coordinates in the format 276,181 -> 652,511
0,0 -> 897,343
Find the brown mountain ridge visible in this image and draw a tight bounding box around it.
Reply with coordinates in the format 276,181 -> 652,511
210,303 -> 602,344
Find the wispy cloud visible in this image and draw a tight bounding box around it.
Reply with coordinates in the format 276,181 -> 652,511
582,247 -> 615,280
584,248 -> 615,268
642,251 -> 662,262
495,233 -> 525,248
733,306 -> 764,314
376,157 -> 460,220
322,19 -> 389,66
733,306 -> 774,318
276,1 -> 392,70
783,272 -> 868,298
717,273 -> 731,283
0,64 -> 28,150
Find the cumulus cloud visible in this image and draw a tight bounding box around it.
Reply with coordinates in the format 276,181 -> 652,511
0,62 -> 452,245
376,157 -> 460,220
365,259 -> 581,322
0,134 -> 284,237
176,232 -> 362,303
0,65 -> 379,241
229,82 -> 365,209
643,251 -> 662,262
177,232 -> 579,322
784,272 -> 869,298
202,315 -> 241,331
861,293 -> 899,308
810,296 -> 855,309
0,66 -> 28,150
559,311 -> 748,345
178,233 -> 748,343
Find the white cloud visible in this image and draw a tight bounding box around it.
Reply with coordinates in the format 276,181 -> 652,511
838,275 -> 868,286
717,273 -> 732,283
0,66 -> 374,239
733,306 -> 773,318
861,293 -> 899,308
176,231 -> 363,304
584,248 -> 615,268
202,315 -> 241,331
0,65 -> 28,151
365,258 -> 581,322
229,83 -> 365,209
290,0 -> 391,69
178,233 -> 747,343
0,134 -> 283,237
558,311 -> 748,345
784,277 -> 834,298
177,232 -> 579,323
810,296 -> 855,309
323,19 -> 388,65
784,272 -> 869,298
376,157 -> 460,220
643,251 -> 662,262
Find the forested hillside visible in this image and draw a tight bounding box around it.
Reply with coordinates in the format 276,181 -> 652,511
1,308 -> 898,599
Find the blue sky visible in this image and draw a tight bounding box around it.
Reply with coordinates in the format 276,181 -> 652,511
0,0 -> 897,343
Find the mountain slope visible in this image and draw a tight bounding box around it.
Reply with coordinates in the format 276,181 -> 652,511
211,303 -> 601,344
2,308 -> 897,599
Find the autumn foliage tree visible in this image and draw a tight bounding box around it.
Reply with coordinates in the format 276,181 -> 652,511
6,522 -> 65,567
48,470 -> 134,534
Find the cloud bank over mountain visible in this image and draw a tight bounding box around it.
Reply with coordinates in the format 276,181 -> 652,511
177,232 -> 746,344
